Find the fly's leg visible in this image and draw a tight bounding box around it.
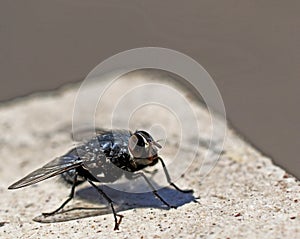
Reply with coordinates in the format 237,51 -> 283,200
158,157 -> 194,193
87,180 -> 123,230
133,172 -> 176,209
42,172 -> 78,216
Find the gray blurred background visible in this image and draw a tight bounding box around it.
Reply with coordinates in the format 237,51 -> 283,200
1,1 -> 299,178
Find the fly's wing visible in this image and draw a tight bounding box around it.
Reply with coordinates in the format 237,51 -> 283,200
8,155 -> 83,189
72,128 -> 132,143
72,128 -> 110,142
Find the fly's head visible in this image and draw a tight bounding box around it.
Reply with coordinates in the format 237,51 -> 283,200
128,130 -> 162,167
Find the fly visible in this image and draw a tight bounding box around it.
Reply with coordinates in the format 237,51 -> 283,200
8,129 -> 193,230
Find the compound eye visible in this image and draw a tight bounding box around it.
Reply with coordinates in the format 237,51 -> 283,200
128,134 -> 145,158
135,130 -> 153,143
128,135 -> 138,151
138,130 -> 151,138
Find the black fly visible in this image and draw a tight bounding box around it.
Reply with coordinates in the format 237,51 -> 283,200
8,129 -> 193,230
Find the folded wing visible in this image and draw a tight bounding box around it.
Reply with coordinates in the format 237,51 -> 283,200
8,155 -> 83,189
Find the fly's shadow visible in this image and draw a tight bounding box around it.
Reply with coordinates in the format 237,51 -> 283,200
33,183 -> 196,223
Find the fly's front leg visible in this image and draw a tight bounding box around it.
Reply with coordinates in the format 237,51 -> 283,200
158,157 -> 194,193
42,172 -> 78,216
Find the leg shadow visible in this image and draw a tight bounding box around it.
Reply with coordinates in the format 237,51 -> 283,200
33,184 -> 195,223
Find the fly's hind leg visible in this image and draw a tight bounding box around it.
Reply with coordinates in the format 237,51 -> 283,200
42,172 -> 78,216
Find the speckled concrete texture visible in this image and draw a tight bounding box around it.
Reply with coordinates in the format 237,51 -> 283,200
0,72 -> 299,238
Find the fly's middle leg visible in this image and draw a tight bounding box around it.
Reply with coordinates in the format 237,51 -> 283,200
87,179 -> 123,230
133,172 -> 177,209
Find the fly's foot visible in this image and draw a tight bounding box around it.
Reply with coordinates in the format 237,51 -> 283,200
42,209 -> 61,217
181,189 -> 194,194
114,214 -> 124,230
42,212 -> 55,217
162,201 -> 177,209
170,183 -> 194,194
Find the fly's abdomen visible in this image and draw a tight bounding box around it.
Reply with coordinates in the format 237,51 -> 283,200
60,168 -> 86,185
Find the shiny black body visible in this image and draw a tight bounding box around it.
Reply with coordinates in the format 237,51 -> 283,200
61,129 -> 141,185
61,129 -> 159,185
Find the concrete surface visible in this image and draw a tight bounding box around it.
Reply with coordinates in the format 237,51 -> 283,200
0,74 -> 299,238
